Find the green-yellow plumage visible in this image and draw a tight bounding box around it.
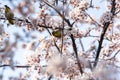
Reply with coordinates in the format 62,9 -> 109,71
5,5 -> 14,25
52,29 -> 62,38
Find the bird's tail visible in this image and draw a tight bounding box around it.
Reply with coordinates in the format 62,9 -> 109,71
8,19 -> 14,25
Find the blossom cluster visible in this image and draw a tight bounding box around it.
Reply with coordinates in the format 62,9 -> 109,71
69,0 -> 88,23
100,11 -> 113,24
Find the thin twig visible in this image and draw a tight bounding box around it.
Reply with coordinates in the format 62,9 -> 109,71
0,64 -> 30,68
86,12 -> 102,27
115,9 -> 120,15
43,0 -> 72,27
79,38 -> 85,51
54,40 -> 61,53
44,16 -> 51,35
106,50 -> 120,60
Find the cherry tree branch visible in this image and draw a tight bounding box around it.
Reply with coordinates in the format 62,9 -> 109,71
0,17 -> 32,25
48,75 -> 53,80
70,34 -> 83,74
61,1 -> 65,54
0,64 -> 30,68
93,0 -> 116,68
89,0 -> 93,7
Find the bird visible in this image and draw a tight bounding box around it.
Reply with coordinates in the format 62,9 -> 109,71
4,5 -> 14,25
52,29 -> 62,38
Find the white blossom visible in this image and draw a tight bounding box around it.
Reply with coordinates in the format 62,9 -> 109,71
93,62 -> 118,80
46,54 -> 67,76
69,0 -> 88,23
100,11 -> 113,24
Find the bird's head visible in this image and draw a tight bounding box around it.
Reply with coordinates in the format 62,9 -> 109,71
4,5 -> 10,9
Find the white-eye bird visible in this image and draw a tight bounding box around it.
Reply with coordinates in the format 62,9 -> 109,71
5,5 -> 14,25
52,29 -> 62,38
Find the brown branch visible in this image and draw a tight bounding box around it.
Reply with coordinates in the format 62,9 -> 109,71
0,17 -> 33,29
48,75 -> 53,80
93,22 -> 110,67
93,0 -> 116,68
89,0 -> 93,8
0,64 -> 30,68
0,17 -> 6,20
54,40 -> 61,53
70,34 -> 83,74
60,1 -> 65,54
37,24 -> 70,30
